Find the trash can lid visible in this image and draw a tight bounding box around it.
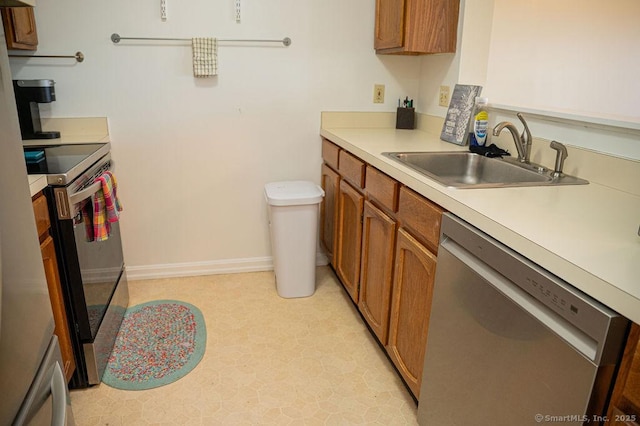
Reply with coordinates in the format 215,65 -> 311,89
264,180 -> 325,206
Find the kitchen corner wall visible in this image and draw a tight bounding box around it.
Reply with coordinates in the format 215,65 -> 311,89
417,0 -> 640,161
416,0 -> 491,120
11,0 -> 421,278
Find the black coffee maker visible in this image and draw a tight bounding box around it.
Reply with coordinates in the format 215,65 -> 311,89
13,79 -> 60,140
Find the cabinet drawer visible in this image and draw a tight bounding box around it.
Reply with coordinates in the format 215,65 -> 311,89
397,186 -> 443,253
322,139 -> 340,170
366,166 -> 399,213
32,193 -> 50,238
338,150 -> 365,189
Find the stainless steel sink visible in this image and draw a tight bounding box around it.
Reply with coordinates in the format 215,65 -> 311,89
383,152 -> 588,188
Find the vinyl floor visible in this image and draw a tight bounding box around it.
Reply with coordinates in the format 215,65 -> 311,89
69,266 -> 418,425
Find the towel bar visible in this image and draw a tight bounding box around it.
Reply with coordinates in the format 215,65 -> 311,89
8,51 -> 85,62
110,33 -> 291,46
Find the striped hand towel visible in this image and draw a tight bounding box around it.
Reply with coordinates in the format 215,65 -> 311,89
192,37 -> 218,77
93,171 -> 123,242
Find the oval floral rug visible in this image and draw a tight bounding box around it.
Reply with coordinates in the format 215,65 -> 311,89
102,300 -> 206,390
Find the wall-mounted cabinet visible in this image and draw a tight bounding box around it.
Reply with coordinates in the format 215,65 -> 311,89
374,0 -> 459,55
1,6 -> 38,50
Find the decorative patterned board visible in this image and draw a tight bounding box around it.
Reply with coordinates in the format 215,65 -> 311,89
440,84 -> 483,145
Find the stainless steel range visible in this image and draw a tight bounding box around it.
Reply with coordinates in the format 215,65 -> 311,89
25,142 -> 129,389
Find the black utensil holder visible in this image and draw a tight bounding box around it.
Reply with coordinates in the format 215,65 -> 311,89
396,107 -> 415,129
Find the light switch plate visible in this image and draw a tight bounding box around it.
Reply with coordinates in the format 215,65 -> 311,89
439,85 -> 450,107
374,84 -> 385,104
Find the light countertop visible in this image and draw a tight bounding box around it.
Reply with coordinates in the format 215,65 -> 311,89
26,117 -> 110,197
321,114 -> 640,324
22,117 -> 110,147
28,175 -> 47,197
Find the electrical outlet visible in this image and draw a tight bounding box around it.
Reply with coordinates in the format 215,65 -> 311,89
439,85 -> 450,107
373,84 -> 385,104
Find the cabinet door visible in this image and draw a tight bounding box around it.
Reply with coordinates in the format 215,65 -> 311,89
387,227 -> 437,398
335,180 -> 364,303
320,164 -> 340,266
359,201 -> 397,345
1,7 -> 38,50
375,0 -> 459,55
607,323 -> 640,425
609,407 -> 639,426
374,0 -> 405,50
41,235 -> 77,383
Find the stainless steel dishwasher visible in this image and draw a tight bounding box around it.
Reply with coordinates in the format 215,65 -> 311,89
417,213 -> 629,425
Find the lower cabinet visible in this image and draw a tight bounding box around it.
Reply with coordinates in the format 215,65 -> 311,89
335,180 -> 364,303
33,192 -> 77,383
386,227 -> 437,398
320,164 -> 340,267
607,323 -> 640,425
358,200 -> 397,345
40,234 -> 77,382
320,139 -> 443,400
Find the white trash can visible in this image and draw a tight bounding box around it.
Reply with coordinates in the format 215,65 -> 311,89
264,181 -> 325,298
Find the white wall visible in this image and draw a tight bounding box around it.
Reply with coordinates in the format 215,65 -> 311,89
417,0 -> 640,160
11,0 -> 421,276
486,0 -> 640,122
12,0 -> 639,276
417,0 -> 494,117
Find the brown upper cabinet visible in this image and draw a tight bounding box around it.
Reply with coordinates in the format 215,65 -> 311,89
1,6 -> 38,50
374,0 -> 460,55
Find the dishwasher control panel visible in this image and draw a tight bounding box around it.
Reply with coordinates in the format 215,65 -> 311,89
439,212 -> 629,365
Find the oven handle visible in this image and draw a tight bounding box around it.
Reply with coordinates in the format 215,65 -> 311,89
69,180 -> 102,206
53,160 -> 114,220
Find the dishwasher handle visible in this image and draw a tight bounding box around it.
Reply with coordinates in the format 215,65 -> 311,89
440,236 -> 599,362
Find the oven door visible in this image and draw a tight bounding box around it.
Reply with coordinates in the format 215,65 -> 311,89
47,154 -> 129,387
73,215 -> 124,340
65,179 -> 124,342
50,158 -> 124,337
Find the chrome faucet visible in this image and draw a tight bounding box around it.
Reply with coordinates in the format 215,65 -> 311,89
492,113 -> 532,163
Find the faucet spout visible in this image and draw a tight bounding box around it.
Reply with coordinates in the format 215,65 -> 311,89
493,122 -> 526,162
492,113 -> 532,163
517,112 -> 532,162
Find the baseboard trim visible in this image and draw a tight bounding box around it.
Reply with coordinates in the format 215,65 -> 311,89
126,253 -> 329,281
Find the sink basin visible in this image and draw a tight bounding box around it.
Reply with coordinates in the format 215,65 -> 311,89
383,152 -> 588,188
